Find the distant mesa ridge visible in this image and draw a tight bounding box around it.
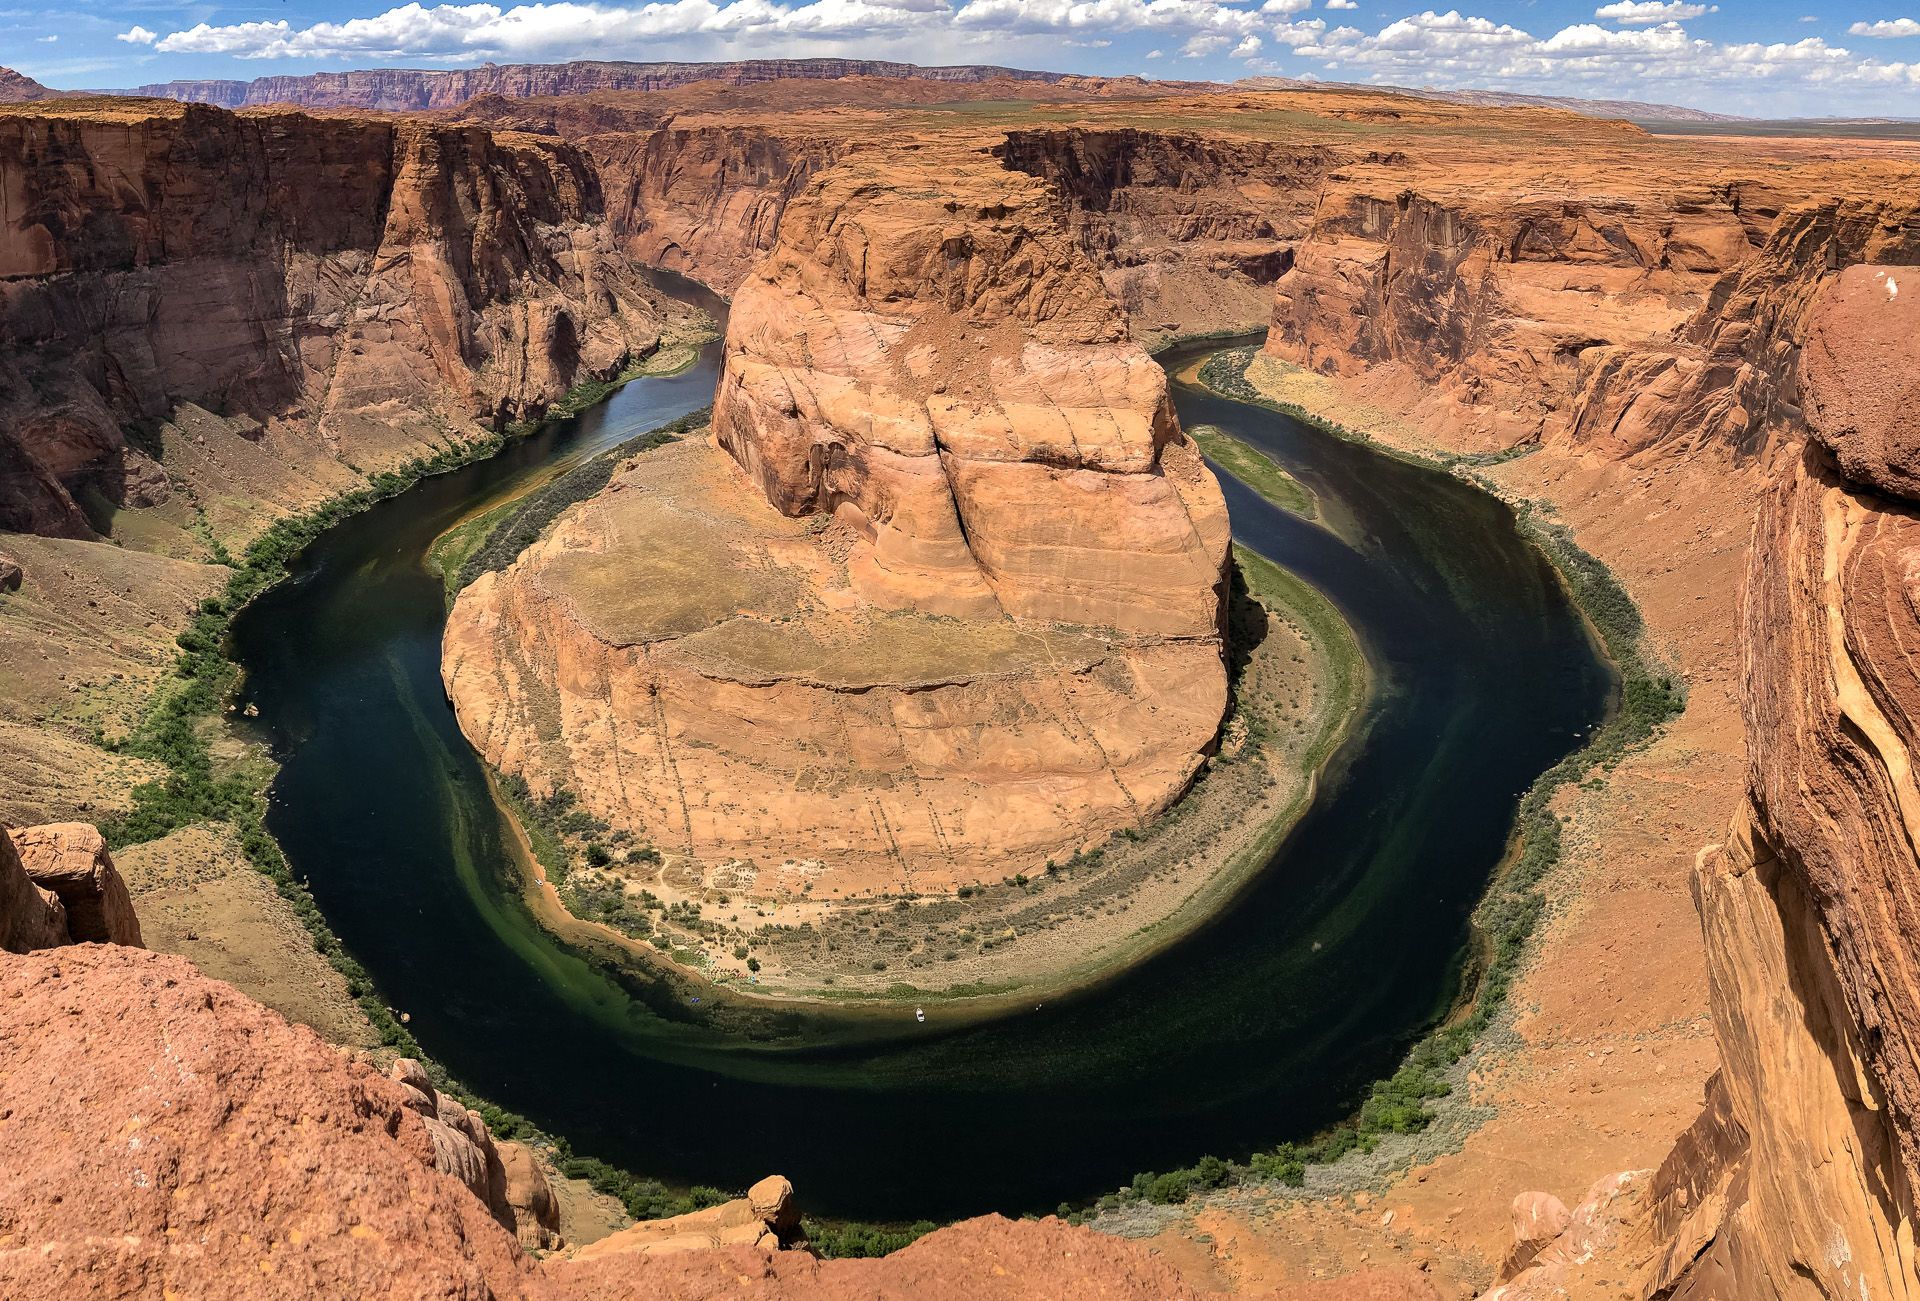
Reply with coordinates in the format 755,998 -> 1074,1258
94,58 -> 1070,112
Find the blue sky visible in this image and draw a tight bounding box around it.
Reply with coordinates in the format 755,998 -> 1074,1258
8,0 -> 1920,115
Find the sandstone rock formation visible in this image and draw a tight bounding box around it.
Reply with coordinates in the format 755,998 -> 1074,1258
0,823 -> 68,953
574,1175 -> 799,1260
0,550 -> 20,591
0,821 -> 141,951
389,1057 -> 564,1251
9,822 -> 143,945
0,942 -> 1436,1299
1489,260 -> 1920,1298
0,99 -> 696,538
445,146 -> 1230,902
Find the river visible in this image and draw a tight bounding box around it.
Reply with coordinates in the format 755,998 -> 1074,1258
228,294 -> 1613,1222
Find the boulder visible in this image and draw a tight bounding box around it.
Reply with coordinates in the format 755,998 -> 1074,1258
8,822 -> 143,946
499,1140 -> 564,1251
573,1174 -> 799,1261
0,550 -> 20,592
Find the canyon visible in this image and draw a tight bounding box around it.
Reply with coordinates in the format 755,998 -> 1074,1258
4,60 -> 1920,1299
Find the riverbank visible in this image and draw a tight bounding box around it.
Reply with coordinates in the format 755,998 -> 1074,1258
1126,348 -> 1737,1295
1073,344 -> 1687,1244
441,423 -> 1368,1013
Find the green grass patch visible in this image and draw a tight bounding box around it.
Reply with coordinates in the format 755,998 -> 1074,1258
1190,423 -> 1316,518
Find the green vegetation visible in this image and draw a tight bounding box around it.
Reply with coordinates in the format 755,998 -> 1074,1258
554,1152 -> 731,1221
445,405 -> 710,595
802,1218 -> 939,1259
1189,422 -> 1316,518
1072,346 -> 1690,1217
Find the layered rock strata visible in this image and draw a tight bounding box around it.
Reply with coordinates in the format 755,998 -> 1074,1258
1492,262 -> 1920,1297
116,59 -> 1071,112
445,147 -> 1230,897
0,99 -> 694,538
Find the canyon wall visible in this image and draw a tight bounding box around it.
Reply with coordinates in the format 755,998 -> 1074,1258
114,59 -> 1071,112
444,144 -> 1230,907
0,99 -> 693,538
1489,258 -> 1920,1298
996,127 -> 1325,340
1262,164 -> 1762,452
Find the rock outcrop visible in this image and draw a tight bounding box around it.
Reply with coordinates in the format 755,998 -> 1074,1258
445,146 -> 1230,904
0,824 -> 68,953
0,99 -> 695,538
389,1057 -> 564,1251
997,128 -> 1325,341
1265,174 -> 1756,451
0,821 -> 141,951
574,1175 -> 799,1260
8,822 -> 143,945
0,942 -> 1435,1299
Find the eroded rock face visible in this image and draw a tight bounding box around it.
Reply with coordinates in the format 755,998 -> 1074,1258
1,943 -> 1442,1299
0,100 -> 692,537
574,1175 -> 798,1260
8,822 -> 142,946
120,59 -> 1069,112
1491,263 -> 1920,1298
446,148 -> 1229,898
713,146 -> 1229,633
1264,173 -> 1758,453
0,945 -> 543,1300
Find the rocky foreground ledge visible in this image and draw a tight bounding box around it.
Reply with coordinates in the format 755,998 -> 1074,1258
0,821 -> 1434,1299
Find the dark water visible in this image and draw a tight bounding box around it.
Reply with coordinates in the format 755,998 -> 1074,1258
229,316 -> 1613,1222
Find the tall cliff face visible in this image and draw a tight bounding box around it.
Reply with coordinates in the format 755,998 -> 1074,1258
996,128 -> 1326,341
0,100 -> 691,538
587,126 -> 845,294
713,145 -> 1230,632
114,59 -> 1070,112
1492,261 -> 1920,1299
1264,172 -> 1758,452
444,146 -> 1230,932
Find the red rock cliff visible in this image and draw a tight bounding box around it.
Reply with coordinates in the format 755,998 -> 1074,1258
0,99 -> 692,537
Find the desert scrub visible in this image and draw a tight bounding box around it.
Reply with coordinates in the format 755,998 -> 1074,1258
1086,344 -> 1691,1213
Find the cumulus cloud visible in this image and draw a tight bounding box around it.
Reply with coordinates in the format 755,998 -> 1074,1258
1852,17 -> 1920,36
125,0 -> 1920,112
1594,0 -> 1715,23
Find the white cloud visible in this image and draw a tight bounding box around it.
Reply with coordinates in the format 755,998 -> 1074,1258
123,0 -> 1920,113
35,32 -> 53,40
1594,0 -> 1715,24
1851,17 -> 1920,36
